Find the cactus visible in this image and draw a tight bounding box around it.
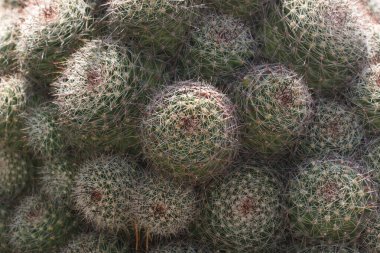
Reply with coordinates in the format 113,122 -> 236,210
294,245 -> 360,253
234,64 -> 314,158
260,0 -> 368,93
106,0 -> 196,59
149,241 -> 209,253
0,203 -> 10,253
129,173 -> 198,237
0,143 -> 31,200
208,0 -> 270,20
1,0 -> 27,8
140,81 -> 239,182
9,195 -> 77,252
181,13 -> 255,84
60,232 -> 128,253
201,164 -> 284,252
368,0 -> 380,20
53,39 -> 164,153
363,137 -> 380,181
299,101 -> 363,157
72,154 -> 140,232
0,9 -> 19,75
16,0 -> 95,85
288,158 -> 376,243
348,63 -> 380,133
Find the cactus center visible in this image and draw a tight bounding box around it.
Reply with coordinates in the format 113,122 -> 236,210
86,69 -> 103,90
152,202 -> 168,218
26,207 -> 45,225
90,189 -> 103,203
326,120 -> 342,138
275,86 -> 294,107
235,197 -> 257,217
317,182 -> 340,202
179,115 -> 200,133
41,6 -> 57,23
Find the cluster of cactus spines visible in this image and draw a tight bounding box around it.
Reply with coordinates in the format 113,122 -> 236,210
260,0 -> 369,93
201,164 -> 284,252
234,64 -> 314,158
294,245 -> 360,253
16,0 -> 95,84
141,81 -> 239,182
0,203 -> 10,253
149,241 -> 209,253
300,101 -> 363,158
288,158 -> 376,243
0,8 -> 19,76
9,195 -> 77,252
53,39 -> 164,153
349,63 -> 380,133
208,0 -> 270,20
182,13 -> 255,84
368,0 -> 380,20
361,212 -> 380,253
363,137 -> 380,181
0,144 -> 31,200
1,0 -> 27,9
107,0 -> 196,59
60,232 -> 128,253
24,103 -> 66,159
73,154 -> 140,232
129,173 -> 198,237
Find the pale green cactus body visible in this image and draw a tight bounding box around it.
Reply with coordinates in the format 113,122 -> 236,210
0,9 -> 19,75
234,64 -> 313,158
288,159 -> 376,243
141,81 -> 239,182
9,195 -> 77,252
73,155 -> 140,232
149,241 -> 209,253
201,165 -> 284,252
209,0 -> 270,19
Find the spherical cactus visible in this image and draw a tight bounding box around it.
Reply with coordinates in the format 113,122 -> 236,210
140,81 -> 239,182
299,101 -> 363,157
53,39 -> 164,153
149,241 -> 209,253
72,154 -> 140,232
349,63 -> 380,133
16,0 -> 95,84
60,232 -> 128,253
182,13 -> 256,84
0,144 -> 31,200
9,195 -> 77,252
0,9 -> 19,75
260,0 -> 368,93
24,103 -> 66,158
129,173 -> 198,237
106,0 -> 195,59
364,138 -> 380,181
201,164 -> 284,252
208,0 -> 270,20
234,64 -> 314,159
288,158 -> 376,243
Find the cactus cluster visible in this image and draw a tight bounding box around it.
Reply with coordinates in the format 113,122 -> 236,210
141,81 -> 239,182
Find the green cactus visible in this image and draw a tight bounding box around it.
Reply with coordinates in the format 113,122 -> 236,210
348,63 -> 380,133
0,9 -> 19,75
16,0 -> 95,85
201,164 -> 284,252
208,0 -> 270,20
9,195 -> 77,252
364,137 -> 380,181
149,241 -> 209,253
294,245 -> 360,253
53,39 -> 164,153
260,0 -> 368,93
288,158 -> 376,243
234,64 -> 314,158
299,101 -> 363,157
129,173 -> 198,237
72,154 -> 140,232
0,203 -> 10,253
140,81 -> 239,182
106,0 -> 196,59
60,232 -> 128,253
182,13 -> 256,84
0,143 -> 32,200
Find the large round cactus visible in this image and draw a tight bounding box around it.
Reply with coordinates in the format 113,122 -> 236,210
299,101 -> 363,157
129,173 -> 198,237
72,154 -> 140,232
140,81 -> 239,182
288,158 -> 376,243
209,0 -> 270,20
0,8 -> 19,75
234,64 -> 314,158
16,0 -> 95,84
9,195 -> 77,252
149,241 -> 209,253
107,0 -> 196,59
201,164 -> 284,252
182,13 -> 256,84
53,39 -> 164,153
349,63 -> 380,133
261,0 -> 368,93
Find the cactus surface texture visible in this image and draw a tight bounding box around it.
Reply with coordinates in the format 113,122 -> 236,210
0,8 -> 19,75
364,137 -> 380,181
209,0 -> 270,19
149,241 -> 209,253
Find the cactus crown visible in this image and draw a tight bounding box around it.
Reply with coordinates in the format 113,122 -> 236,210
141,81 -> 239,182
288,158 -> 375,243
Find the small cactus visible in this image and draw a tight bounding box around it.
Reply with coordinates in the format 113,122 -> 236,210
201,164 -> 284,252
149,241 -> 209,253
209,0 -> 270,20
9,195 -> 77,252
17,0 -> 95,84
234,64 -> 314,158
129,173 -> 198,237
182,13 -> 256,84
288,158 -> 376,243
261,0 -> 368,93
72,154 -> 140,232
363,137 -> 380,181
299,101 -> 363,157
0,9 -> 19,75
140,81 -> 239,182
